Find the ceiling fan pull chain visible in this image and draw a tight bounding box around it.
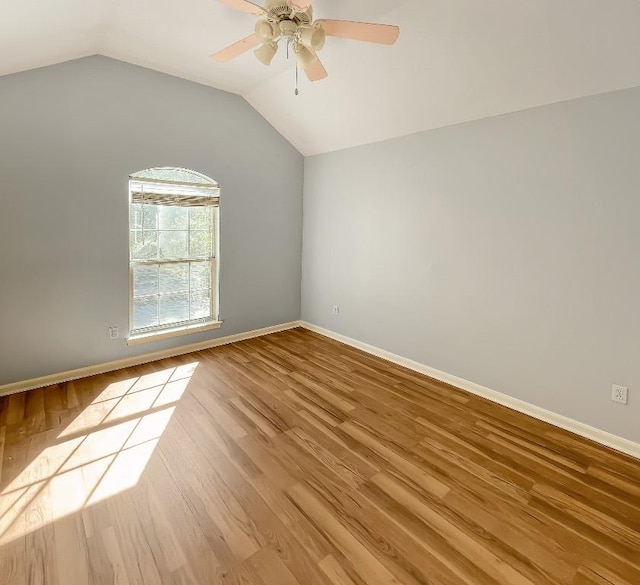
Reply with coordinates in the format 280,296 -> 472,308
295,62 -> 299,96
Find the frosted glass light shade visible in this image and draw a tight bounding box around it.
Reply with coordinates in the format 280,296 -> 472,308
296,43 -> 317,70
254,42 -> 278,66
299,25 -> 325,51
255,20 -> 279,42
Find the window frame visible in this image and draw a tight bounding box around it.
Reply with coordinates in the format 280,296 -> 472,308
126,168 -> 222,345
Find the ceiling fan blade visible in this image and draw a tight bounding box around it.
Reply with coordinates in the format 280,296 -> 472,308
305,51 -> 328,82
315,20 -> 400,45
218,0 -> 266,15
211,34 -> 261,62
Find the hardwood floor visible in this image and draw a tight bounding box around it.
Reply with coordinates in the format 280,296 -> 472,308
1,327 -> 639,585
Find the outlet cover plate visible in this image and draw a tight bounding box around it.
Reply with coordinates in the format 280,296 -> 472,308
611,385 -> 628,405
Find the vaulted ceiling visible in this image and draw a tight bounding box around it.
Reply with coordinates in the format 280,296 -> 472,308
2,0 -> 640,155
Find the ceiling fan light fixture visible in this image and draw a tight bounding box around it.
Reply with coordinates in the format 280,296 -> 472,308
255,19 -> 279,42
295,42 -> 317,71
299,24 -> 325,51
254,41 -> 278,66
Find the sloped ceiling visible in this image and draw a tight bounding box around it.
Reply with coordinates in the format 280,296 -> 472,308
2,0 -> 640,155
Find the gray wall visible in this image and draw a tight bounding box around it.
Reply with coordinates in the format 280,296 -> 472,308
0,56 -> 303,385
302,87 -> 640,443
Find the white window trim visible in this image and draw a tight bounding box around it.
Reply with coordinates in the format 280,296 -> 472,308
126,319 -> 223,346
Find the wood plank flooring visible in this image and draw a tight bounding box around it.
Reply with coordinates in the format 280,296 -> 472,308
0,327 -> 639,584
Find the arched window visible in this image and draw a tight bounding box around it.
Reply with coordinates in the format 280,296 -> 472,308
128,167 -> 220,343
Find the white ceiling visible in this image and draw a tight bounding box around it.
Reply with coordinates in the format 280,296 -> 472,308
2,0 -> 640,155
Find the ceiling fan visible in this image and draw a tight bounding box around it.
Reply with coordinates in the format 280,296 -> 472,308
211,0 -> 400,82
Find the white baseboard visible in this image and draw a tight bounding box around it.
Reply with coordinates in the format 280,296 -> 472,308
0,321 -> 301,397
299,321 -> 640,460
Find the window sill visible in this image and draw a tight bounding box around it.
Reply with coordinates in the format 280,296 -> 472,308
126,321 -> 223,346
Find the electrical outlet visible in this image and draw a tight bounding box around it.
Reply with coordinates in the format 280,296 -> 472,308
108,326 -> 119,340
332,305 -> 340,316
611,385 -> 628,405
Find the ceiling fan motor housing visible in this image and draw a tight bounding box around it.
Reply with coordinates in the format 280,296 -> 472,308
264,0 -> 312,26
257,1 -> 324,51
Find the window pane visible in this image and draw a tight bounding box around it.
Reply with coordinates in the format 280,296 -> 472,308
190,262 -> 211,291
159,263 -> 189,294
159,206 -> 188,230
130,231 -> 158,260
189,230 -> 212,258
159,231 -> 188,258
130,204 -> 142,229
133,265 -> 158,297
143,205 -> 158,230
133,296 -> 158,330
132,168 -> 216,185
190,290 -> 211,320
190,207 -> 212,230
159,293 -> 189,325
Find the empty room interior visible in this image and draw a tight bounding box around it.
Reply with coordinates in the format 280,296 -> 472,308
1,1 -> 640,583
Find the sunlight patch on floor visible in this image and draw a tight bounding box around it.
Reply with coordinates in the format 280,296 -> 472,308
0,362 -> 198,546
